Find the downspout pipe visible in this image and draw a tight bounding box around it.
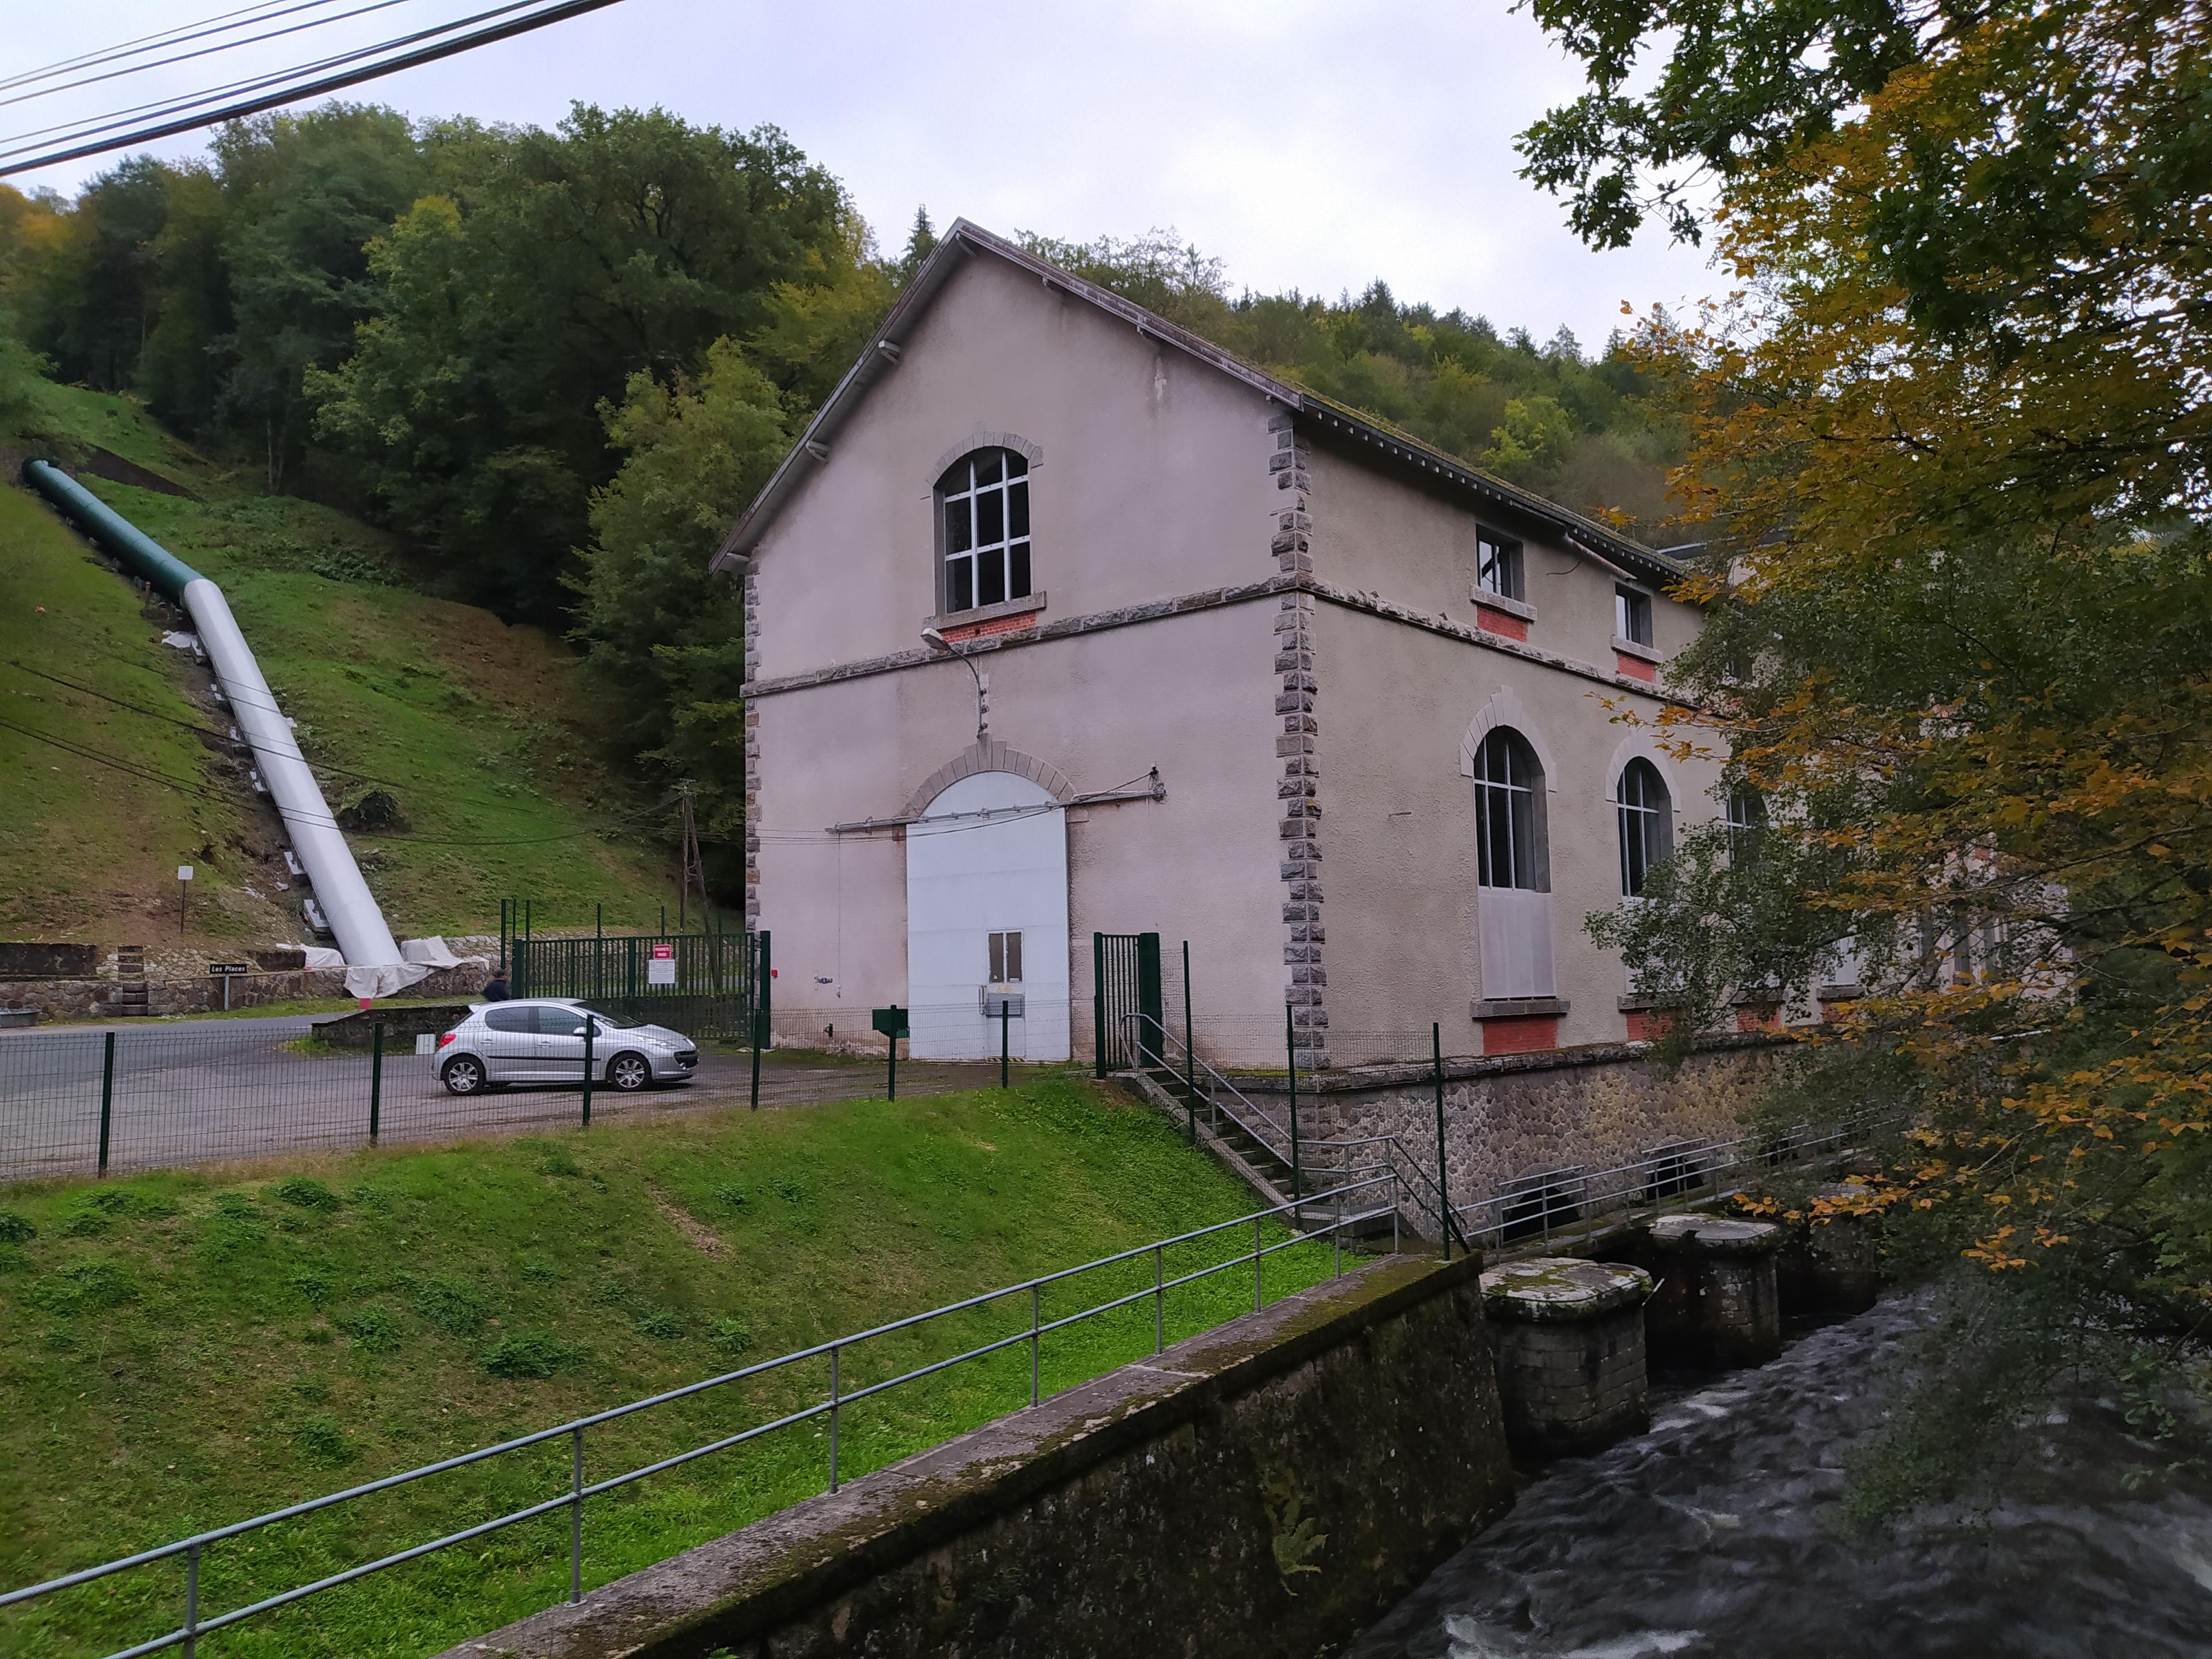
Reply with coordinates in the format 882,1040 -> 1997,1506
22,460 -> 409,985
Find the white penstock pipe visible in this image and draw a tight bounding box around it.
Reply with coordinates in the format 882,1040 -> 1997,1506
24,459 -> 412,993
183,579 -> 404,973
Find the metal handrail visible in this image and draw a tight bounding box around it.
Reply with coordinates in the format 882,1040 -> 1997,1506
1113,1016 -> 1467,1247
0,1175 -> 1403,1657
1452,1115 -> 1898,1247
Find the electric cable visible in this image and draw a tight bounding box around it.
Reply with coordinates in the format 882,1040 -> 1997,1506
0,0 -> 630,175
0,0 -> 328,94
2,655 -> 637,821
0,0 -> 572,160
0,0 -> 418,114
0,709 -> 681,846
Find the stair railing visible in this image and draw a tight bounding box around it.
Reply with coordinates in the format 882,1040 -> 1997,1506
1117,1018 -> 1470,1251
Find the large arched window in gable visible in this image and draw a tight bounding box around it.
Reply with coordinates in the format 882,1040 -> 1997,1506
1617,757 -> 1673,895
1473,728 -> 1547,891
938,448 -> 1032,613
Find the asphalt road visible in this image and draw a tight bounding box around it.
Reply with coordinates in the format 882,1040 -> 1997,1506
0,1016 -> 1013,1181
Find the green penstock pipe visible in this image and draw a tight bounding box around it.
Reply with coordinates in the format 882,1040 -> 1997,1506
22,460 -> 204,601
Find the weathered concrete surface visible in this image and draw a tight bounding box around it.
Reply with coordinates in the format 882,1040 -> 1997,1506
441,1252 -> 1513,1659
1482,1259 -> 1652,1456
1629,1214 -> 1782,1369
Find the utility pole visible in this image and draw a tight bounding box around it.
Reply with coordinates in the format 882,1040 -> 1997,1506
676,779 -> 709,934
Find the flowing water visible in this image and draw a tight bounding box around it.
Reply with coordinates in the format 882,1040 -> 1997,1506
1351,1298 -> 2212,1659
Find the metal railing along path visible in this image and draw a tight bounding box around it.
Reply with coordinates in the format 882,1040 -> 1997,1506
0,1176 -> 1401,1658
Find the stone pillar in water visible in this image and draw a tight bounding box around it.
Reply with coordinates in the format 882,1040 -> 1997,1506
1645,1214 -> 1783,1368
1480,1258 -> 1653,1457
1776,1185 -> 1883,1315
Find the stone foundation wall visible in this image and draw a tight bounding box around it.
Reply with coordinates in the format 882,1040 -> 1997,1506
0,937 -> 498,1022
1239,1037 -> 1785,1233
441,1253 -> 1514,1659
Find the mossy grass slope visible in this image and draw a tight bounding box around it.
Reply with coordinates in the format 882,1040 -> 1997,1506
2,381 -> 678,942
0,1078 -> 1340,1658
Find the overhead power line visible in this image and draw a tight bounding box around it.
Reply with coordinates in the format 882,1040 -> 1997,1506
0,0 -> 630,177
0,1 -> 329,96
0,0 -> 418,118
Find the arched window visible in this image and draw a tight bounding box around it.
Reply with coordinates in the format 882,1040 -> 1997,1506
1618,758 -> 1673,895
1725,786 -> 1767,863
938,448 -> 1031,613
1474,728 -> 1545,890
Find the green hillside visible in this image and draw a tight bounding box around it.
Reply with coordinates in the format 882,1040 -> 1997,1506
0,383 -> 683,945
0,1080 -> 1332,1659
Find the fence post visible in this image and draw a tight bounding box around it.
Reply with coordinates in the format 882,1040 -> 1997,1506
748,933 -> 764,1112
97,1030 -> 116,1175
368,1024 -> 384,1143
1285,1006 -> 1301,1201
1091,932 -> 1107,1078
581,1018 -> 594,1128
886,1007 -> 899,1102
1000,1000 -> 1010,1089
1029,1285 -> 1040,1405
1254,1215 -> 1264,1310
828,1343 -> 841,1493
1154,1243 -> 1164,1353
1182,941 -> 1198,1145
1432,1021 -> 1449,1262
183,1539 -> 200,1659
568,1426 -> 585,1602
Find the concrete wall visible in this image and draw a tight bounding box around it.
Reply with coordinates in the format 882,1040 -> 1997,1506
748,253 -> 1281,684
1315,601 -> 1724,1050
1302,447 -> 1700,674
439,1253 -> 1513,1659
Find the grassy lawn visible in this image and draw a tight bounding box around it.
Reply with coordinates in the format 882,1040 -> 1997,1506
2,381 -> 684,943
0,1078 -> 1346,1658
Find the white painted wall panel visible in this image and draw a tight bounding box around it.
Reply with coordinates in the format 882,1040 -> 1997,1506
905,771 -> 1071,1060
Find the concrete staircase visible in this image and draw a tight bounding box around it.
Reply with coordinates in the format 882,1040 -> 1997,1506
1121,1065 -> 1396,1241
108,945 -> 148,1016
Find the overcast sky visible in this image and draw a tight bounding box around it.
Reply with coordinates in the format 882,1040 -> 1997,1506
4,0 -> 1711,347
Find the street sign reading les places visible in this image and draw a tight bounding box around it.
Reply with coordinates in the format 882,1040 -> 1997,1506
207,963 -> 252,976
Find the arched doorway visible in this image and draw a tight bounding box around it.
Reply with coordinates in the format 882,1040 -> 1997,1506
904,770 -> 1071,1060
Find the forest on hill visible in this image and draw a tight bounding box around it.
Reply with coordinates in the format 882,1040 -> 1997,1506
0,102 -> 1683,890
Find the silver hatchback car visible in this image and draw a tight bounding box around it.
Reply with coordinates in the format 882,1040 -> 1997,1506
435,999 -> 699,1095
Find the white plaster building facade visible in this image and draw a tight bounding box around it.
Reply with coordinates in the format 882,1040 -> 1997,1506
713,222 -> 1719,1067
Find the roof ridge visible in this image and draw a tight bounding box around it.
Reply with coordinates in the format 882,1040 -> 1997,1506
711,220 -> 1679,584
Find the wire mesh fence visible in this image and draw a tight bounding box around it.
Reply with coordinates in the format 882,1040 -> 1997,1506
0,1021 -> 719,1183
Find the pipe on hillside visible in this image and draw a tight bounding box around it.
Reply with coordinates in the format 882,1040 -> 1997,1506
22,459 -> 414,993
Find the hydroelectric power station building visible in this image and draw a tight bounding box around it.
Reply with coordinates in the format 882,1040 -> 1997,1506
713,222 -> 1719,1067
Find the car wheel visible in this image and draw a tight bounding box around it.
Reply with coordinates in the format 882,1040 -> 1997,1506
441,1055 -> 486,1096
607,1052 -> 652,1092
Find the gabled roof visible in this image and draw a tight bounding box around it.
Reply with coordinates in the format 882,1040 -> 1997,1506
710,220 -> 1683,588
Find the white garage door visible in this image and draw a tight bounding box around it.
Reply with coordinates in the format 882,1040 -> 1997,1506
904,771 -> 1070,1061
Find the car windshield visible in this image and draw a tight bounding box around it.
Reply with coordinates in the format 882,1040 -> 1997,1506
575,1006 -> 641,1029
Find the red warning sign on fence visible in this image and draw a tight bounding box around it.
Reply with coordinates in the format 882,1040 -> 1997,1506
647,942 -> 676,986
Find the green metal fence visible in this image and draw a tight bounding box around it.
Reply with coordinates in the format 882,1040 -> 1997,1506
510,931 -> 755,1036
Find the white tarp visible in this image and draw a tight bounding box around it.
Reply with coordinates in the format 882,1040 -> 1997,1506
344,961 -> 431,1001
301,946 -> 346,971
400,935 -> 485,970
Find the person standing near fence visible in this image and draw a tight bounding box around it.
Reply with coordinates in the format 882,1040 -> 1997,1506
482,972 -> 510,1001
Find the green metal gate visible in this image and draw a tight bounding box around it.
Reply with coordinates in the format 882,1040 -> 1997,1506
1092,931 -> 1164,1075
511,930 -> 755,1037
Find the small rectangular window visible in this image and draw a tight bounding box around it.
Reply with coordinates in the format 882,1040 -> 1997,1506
988,930 -> 1023,983
947,556 -> 974,613
1615,584 -> 1653,646
1476,529 -> 1524,601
